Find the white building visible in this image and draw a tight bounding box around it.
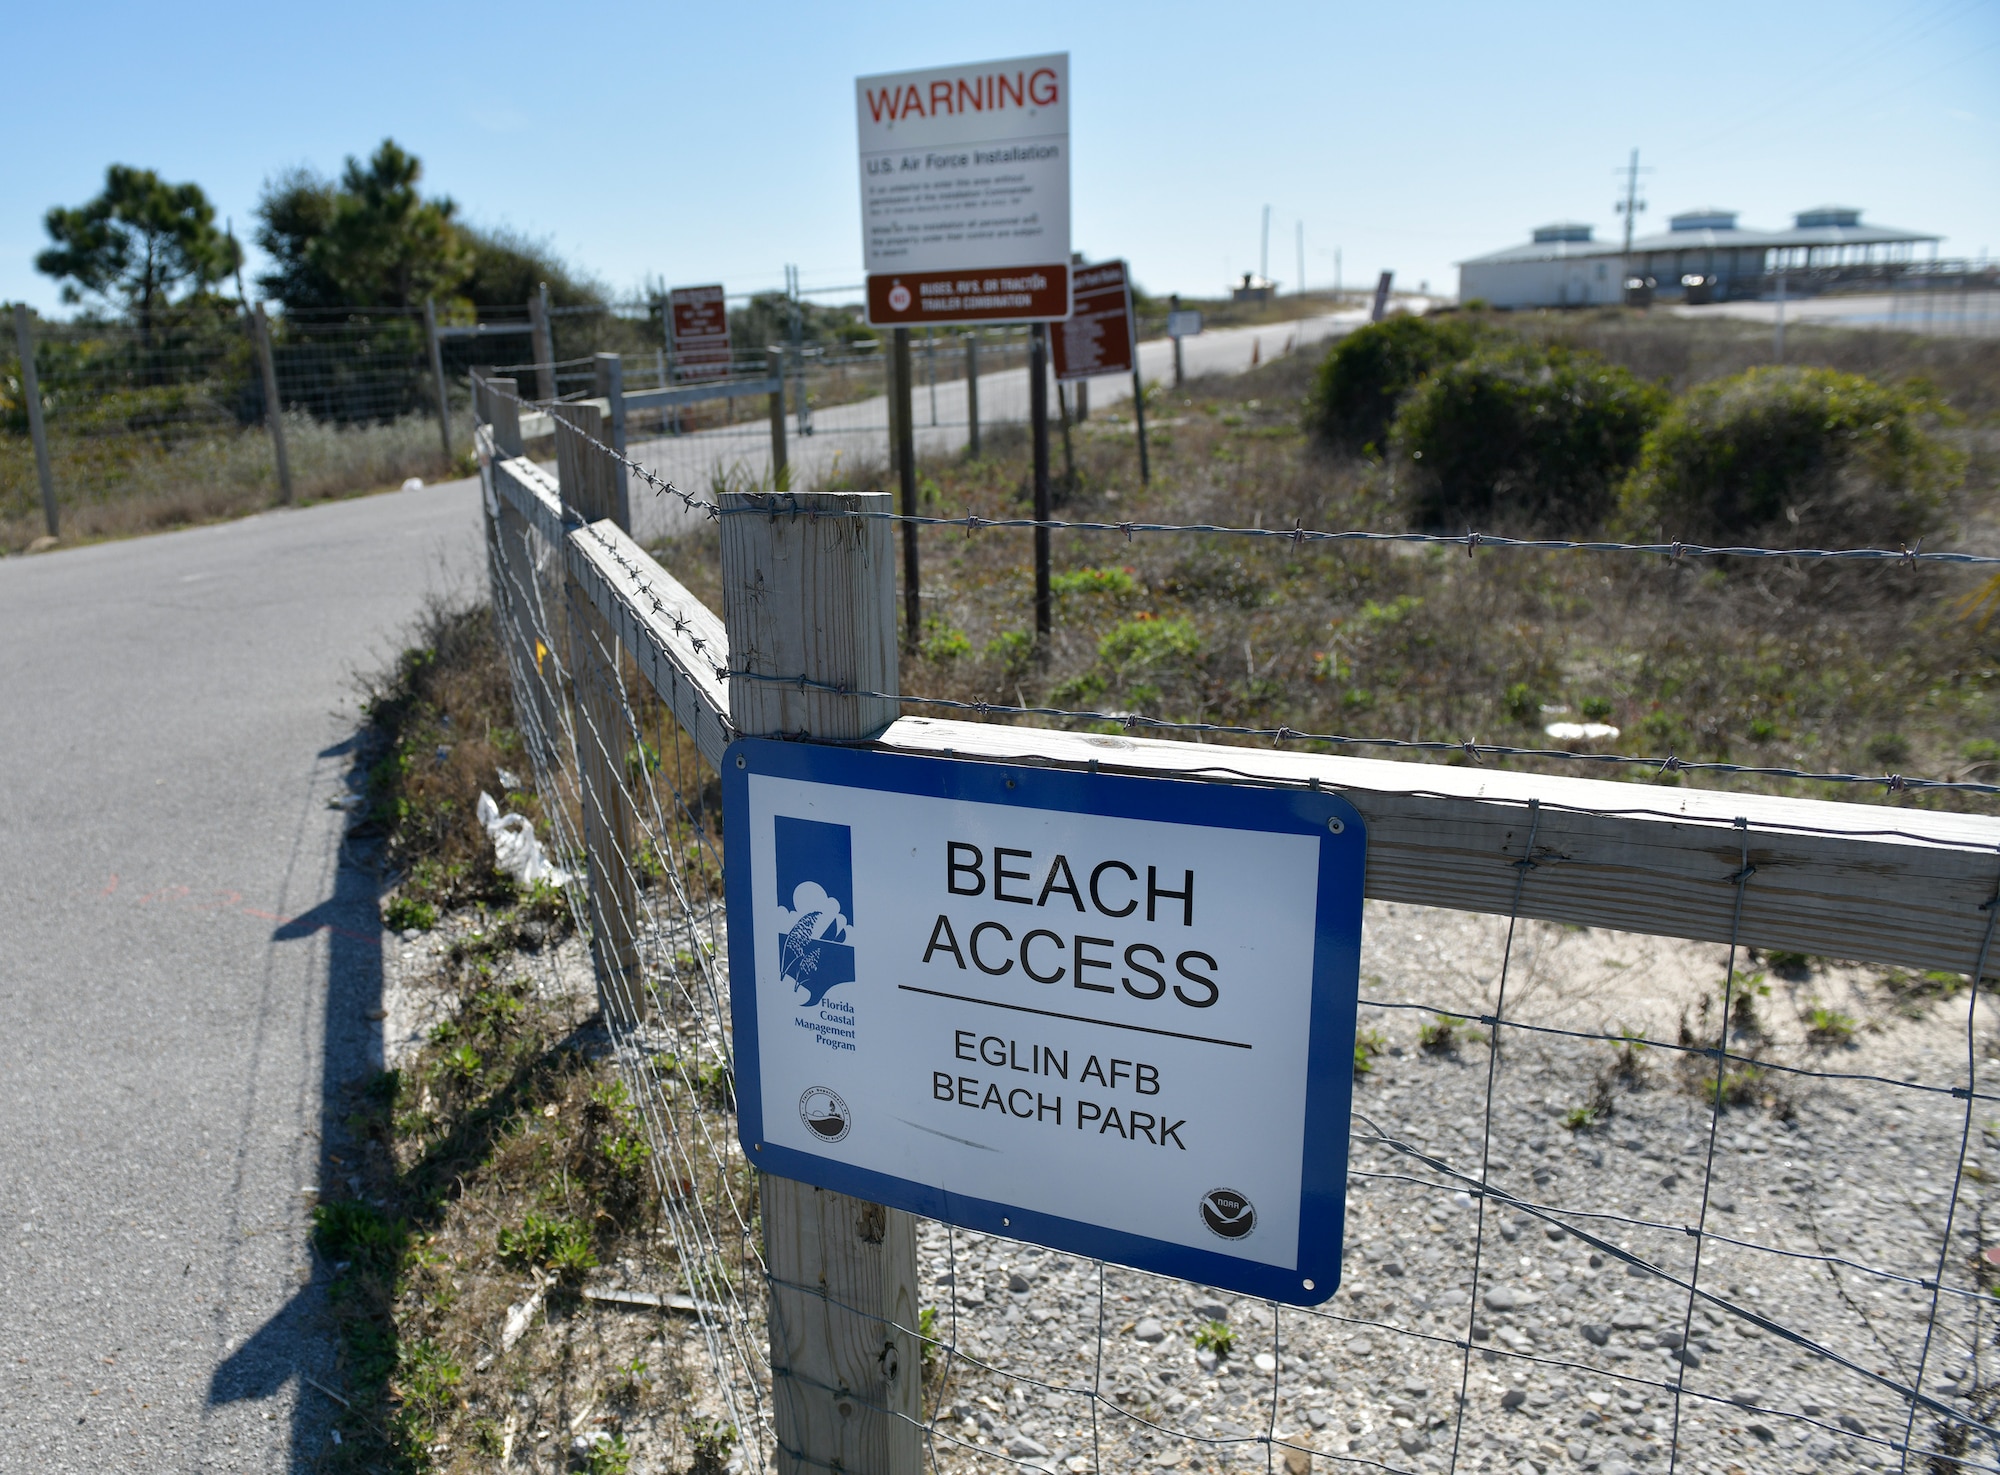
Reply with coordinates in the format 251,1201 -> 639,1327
1457,222 -> 1623,309
1458,207 -> 1940,308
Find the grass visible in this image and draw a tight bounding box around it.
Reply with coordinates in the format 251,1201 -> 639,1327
1192,1320 -> 1236,1357
1804,1006 -> 1859,1047
645,310 -> 1998,815
1353,1027 -> 1388,1077
1418,1013 -> 1470,1056
1,409 -> 468,554
313,599 -> 741,1472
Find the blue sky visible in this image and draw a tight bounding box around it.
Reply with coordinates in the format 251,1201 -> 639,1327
5,0 -> 1995,315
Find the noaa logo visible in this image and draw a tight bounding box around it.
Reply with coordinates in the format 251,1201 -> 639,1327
799,1087 -> 851,1143
774,816 -> 857,1010
1200,1188 -> 1257,1241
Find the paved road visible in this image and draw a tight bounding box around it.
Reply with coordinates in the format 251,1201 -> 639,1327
1673,291 -> 2000,339
624,308 -> 1396,543
0,303 -> 1364,1471
0,484 -> 483,1471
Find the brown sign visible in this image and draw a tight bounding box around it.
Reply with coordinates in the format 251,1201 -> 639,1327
668,284 -> 731,379
865,265 -> 1070,327
1052,260 -> 1135,381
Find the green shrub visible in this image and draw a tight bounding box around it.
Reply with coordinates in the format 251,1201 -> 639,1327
1192,1320 -> 1236,1357
1392,344 -> 1665,533
1618,366 -> 1960,546
313,1200 -> 401,1268
1099,615 -> 1201,675
497,1212 -> 597,1277
382,893 -> 437,932
1051,565 -> 1140,601
918,617 -> 972,662
1305,314 -> 1481,453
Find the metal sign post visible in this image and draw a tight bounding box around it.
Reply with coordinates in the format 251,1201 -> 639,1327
1166,295 -> 1202,389
723,742 -> 1366,1304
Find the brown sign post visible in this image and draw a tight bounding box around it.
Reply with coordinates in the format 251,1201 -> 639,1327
668,285 -> 732,380
1052,259 -> 1135,380
1051,259 -> 1149,485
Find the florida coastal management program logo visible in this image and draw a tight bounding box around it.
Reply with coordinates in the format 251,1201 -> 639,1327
1200,1188 -> 1257,1241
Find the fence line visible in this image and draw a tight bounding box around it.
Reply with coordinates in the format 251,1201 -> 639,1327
471,374 -> 2000,1475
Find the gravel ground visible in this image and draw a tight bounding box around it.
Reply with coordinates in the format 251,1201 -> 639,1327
384,887 -> 1999,1475
906,900 -> 2000,1475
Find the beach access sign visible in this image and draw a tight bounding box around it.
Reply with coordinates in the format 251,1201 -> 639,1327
855,52 -> 1071,327
1053,259 -> 1136,381
722,740 -> 1365,1305
668,285 -> 731,380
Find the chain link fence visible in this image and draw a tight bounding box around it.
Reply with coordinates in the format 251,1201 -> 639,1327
473,377 -> 2000,1475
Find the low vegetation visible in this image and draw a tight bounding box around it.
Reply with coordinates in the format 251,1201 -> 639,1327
316,601 -> 738,1473
654,307 -> 1997,808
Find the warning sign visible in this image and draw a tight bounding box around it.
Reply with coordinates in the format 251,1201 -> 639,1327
1053,260 -> 1136,381
855,53 -> 1072,326
668,285 -> 731,380
722,739 -> 1367,1306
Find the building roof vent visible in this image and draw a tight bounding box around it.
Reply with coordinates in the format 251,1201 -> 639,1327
1795,205 -> 1862,229
1531,221 -> 1595,243
1670,208 -> 1739,232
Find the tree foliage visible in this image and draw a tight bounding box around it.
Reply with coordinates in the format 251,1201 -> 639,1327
1305,314 -> 1482,454
255,140 -> 604,316
37,165 -> 242,320
1618,366 -> 1959,546
255,140 -> 468,312
1392,344 -> 1666,533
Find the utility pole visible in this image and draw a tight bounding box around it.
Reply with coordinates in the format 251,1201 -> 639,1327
1296,221 -> 1305,297
1336,248 -> 1342,300
1614,149 -> 1651,294
1260,205 -> 1271,284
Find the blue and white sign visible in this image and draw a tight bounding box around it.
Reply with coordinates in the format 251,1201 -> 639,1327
721,739 -> 1365,1306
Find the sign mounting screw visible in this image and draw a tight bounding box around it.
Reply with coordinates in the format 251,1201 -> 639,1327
1327,817 -> 1344,834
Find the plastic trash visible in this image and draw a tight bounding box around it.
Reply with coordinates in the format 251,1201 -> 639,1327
496,767 -> 523,791
477,791 -> 570,888
1544,721 -> 1620,742
401,476 -> 425,491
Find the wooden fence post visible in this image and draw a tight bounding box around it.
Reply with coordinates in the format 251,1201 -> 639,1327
720,487 -> 920,1475
766,351 -> 789,490
12,304 -> 58,538
555,401 -> 647,1026
593,352 -> 630,530
252,303 -> 294,506
479,374 -> 563,773
529,284 -> 556,401
424,298 -> 453,466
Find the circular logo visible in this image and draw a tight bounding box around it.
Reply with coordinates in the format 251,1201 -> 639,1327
798,1086 -> 851,1143
887,282 -> 912,313
1200,1188 -> 1257,1241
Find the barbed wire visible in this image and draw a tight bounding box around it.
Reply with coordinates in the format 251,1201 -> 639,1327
722,669 -> 2000,797
479,411 -> 2000,1475
479,379 -> 2000,568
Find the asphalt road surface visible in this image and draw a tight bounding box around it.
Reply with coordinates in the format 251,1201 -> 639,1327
0,485 -> 483,1471
0,305 -> 1367,1471
623,308 -> 1399,542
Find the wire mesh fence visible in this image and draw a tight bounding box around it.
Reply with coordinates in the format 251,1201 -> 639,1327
473,386 -> 2000,1475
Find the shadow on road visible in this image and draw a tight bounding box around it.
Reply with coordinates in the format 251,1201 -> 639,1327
207,738 -> 386,1467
